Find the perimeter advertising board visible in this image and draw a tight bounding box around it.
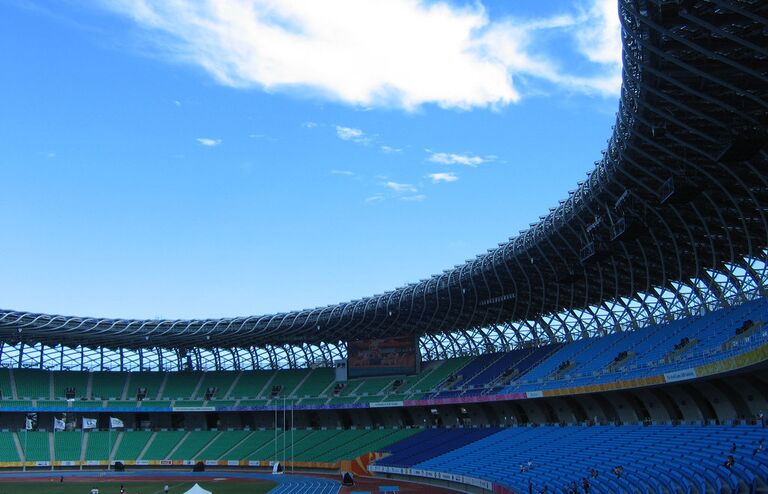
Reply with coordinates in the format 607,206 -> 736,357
347,337 -> 419,377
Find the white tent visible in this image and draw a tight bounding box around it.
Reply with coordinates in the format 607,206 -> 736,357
182,483 -> 212,494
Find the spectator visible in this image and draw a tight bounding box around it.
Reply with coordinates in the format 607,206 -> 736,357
528,460 -> 533,470
528,479 -> 533,494
582,478 -> 590,494
754,439 -> 763,456
759,412 -> 765,428
520,463 -> 526,473
731,442 -> 737,453
164,485 -> 169,494
724,455 -> 735,470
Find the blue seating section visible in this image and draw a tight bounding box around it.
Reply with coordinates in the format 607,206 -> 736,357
378,425 -> 768,494
504,297 -> 768,394
377,427 -> 501,468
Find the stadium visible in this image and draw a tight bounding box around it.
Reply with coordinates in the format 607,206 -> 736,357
1,0 -> 768,493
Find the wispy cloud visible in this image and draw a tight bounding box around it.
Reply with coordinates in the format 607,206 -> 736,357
301,121 -> 318,129
173,100 -> 181,107
335,125 -> 371,145
401,194 -> 426,202
427,151 -> 492,167
249,133 -> 277,142
385,181 -> 417,193
380,145 -> 402,154
196,137 -> 221,147
336,126 -> 363,141
365,195 -> 385,204
428,172 -> 458,183
97,0 -> 622,110
330,169 -> 355,176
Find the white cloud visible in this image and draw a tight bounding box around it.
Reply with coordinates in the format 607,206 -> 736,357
335,125 -> 372,145
98,0 -> 622,110
173,100 -> 181,106
427,151 -> 491,167
46,152 -> 56,159
380,145 -> 402,154
336,126 -> 363,140
385,181 -> 417,193
401,194 -> 426,202
301,121 -> 318,128
428,172 -> 458,183
196,137 -> 221,147
330,169 -> 354,176
365,195 -> 384,203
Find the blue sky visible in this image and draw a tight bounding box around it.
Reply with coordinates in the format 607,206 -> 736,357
0,0 -> 621,319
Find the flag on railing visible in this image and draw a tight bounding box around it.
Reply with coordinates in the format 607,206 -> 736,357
109,417 -> 124,428
82,417 -> 98,429
53,418 -> 65,431
25,418 -> 33,430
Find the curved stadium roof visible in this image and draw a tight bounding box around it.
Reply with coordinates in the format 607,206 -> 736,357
1,0 -> 767,370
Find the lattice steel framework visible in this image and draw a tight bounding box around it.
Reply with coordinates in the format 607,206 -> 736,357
1,0 -> 767,370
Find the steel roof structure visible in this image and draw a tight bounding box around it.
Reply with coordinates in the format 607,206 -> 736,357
1,0 -> 767,371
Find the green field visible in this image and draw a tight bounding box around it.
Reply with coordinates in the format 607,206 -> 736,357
0,481 -> 276,494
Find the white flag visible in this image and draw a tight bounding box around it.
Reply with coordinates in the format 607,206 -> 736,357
25,418 -> 33,431
82,417 -> 97,429
109,417 -> 124,429
53,418 -> 65,431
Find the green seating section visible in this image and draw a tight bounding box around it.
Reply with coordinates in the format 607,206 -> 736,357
14,369 -> 50,399
4,428 -> 419,464
298,397 -> 328,406
76,401 -> 105,410
0,432 -> 20,461
229,371 -> 273,398
114,430 -> 152,461
138,400 -> 170,409
262,429 -> 314,461
52,371 -> 89,399
338,381 -> 362,396
162,372 -> 202,399
347,377 -> 396,396
168,431 -> 217,460
239,399 -> 269,407
21,431 -> 50,461
0,369 -> 14,400
91,372 -> 127,399
6,356 -> 482,407
267,369 -> 306,398
197,430 -> 250,460
197,372 -> 238,399
207,400 -> 237,407
399,357 -> 472,394
327,396 -> 358,405
0,399 -> 34,409
286,428 -> 421,462
293,368 -> 334,397
54,432 -> 82,461
141,431 -> 186,460
37,400 -> 67,409
222,430 -> 276,460
106,401 -> 136,409
127,372 -> 162,400
85,431 -> 113,461
173,400 -> 204,407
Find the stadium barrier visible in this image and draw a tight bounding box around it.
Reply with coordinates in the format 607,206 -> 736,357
370,465 -> 494,492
